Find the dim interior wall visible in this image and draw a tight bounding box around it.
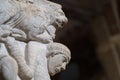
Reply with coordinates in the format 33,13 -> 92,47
91,15 -> 120,80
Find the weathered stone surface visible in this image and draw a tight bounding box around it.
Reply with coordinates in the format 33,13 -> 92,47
0,0 -> 71,80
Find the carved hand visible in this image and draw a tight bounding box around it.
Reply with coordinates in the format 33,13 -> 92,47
11,28 -> 27,41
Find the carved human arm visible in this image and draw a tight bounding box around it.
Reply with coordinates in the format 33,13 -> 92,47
26,41 -> 51,80
28,29 -> 53,43
3,37 -> 34,80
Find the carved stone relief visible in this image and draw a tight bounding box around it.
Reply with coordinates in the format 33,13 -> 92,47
0,0 -> 71,80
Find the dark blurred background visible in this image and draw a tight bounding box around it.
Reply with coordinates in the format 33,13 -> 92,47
50,0 -> 120,80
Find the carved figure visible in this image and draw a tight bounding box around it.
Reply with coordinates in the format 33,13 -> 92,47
26,41 -> 71,80
0,0 -> 70,80
0,0 -> 67,42
0,38 -> 71,80
47,42 -> 71,76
